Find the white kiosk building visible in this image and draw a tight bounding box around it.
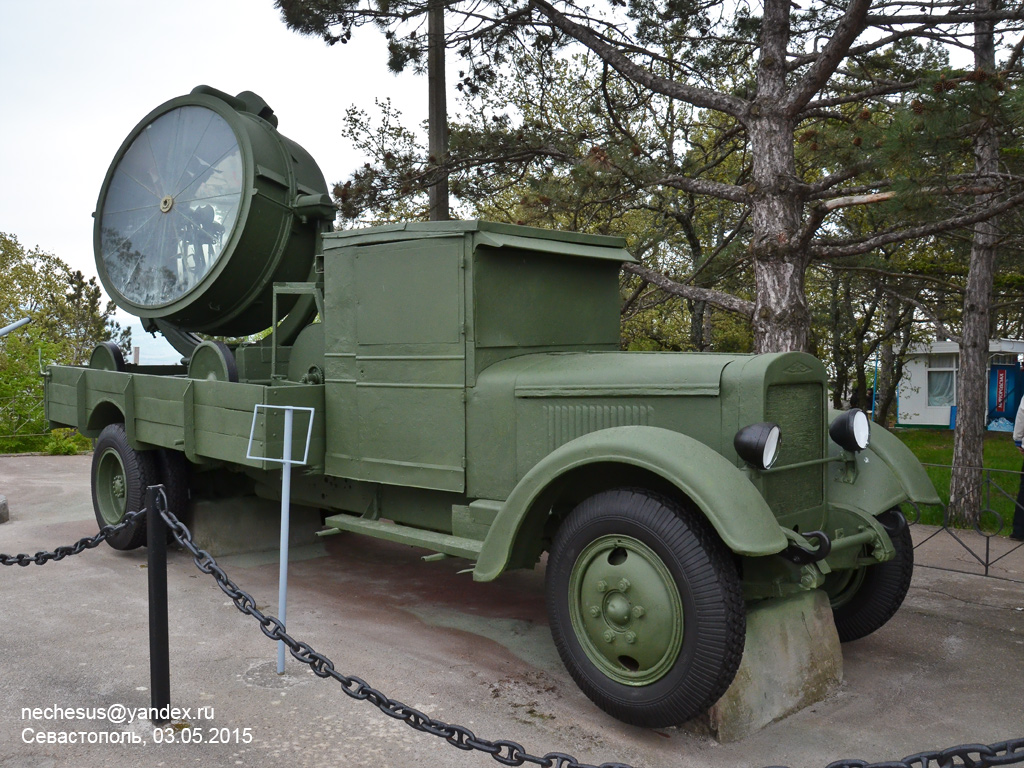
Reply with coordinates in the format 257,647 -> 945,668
896,339 -> 1024,429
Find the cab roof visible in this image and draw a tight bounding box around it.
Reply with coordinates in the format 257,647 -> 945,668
324,220 -> 636,264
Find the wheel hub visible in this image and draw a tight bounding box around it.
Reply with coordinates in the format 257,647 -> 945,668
568,535 -> 684,686
95,448 -> 128,525
111,473 -> 126,499
603,593 -> 633,628
824,566 -> 867,610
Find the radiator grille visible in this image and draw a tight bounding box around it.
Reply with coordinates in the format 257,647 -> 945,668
545,404 -> 651,451
763,383 -> 824,516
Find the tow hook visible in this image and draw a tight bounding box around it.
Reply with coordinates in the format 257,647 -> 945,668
779,531 -> 832,565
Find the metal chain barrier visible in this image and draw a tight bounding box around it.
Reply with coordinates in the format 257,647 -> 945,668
0,510 -> 143,566
152,490 -> 1024,768
3,494 -> 1023,768
821,740 -> 1024,768
150,492 -> 630,768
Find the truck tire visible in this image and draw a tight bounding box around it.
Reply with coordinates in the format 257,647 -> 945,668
826,510 -> 914,642
155,449 -> 190,517
154,449 -> 191,545
90,423 -> 158,550
545,488 -> 745,728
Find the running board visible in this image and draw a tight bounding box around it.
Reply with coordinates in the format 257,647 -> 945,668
320,514 -> 483,561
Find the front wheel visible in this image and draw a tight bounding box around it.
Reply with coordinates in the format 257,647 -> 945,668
545,488 -> 745,728
825,510 -> 914,642
90,423 -> 158,550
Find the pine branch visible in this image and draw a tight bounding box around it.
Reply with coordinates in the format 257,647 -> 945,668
799,80 -> 919,114
829,263 -> 965,293
822,184 -> 1001,212
656,174 -> 749,203
865,8 -> 1024,26
686,209 -> 751,285
810,188 -> 1024,259
622,262 -> 754,317
882,286 -> 962,343
786,0 -> 873,116
804,164 -> 877,197
527,0 -> 748,117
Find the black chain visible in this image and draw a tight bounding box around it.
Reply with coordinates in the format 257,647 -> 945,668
0,510 -> 144,566
154,491 -> 1024,768
153,493 -> 631,768
822,740 -> 1024,768
5,493 -> 1023,768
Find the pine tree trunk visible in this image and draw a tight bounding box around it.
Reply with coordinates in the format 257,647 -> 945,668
873,293 -> 905,427
427,0 -> 449,221
830,278 -> 847,408
876,336 -> 895,425
948,0 -> 998,526
749,0 -> 809,354
689,298 -> 707,351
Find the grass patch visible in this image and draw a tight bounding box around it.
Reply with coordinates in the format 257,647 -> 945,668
890,427 -> 1022,534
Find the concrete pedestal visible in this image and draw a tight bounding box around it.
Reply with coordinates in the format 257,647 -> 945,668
178,495 -> 324,558
690,589 -> 843,742
0,494 -> 8,524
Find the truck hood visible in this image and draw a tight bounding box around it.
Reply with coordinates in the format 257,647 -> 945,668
484,351 -> 746,398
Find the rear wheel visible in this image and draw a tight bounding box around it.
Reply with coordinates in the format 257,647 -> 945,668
154,449 -> 191,544
155,449 -> 191,516
546,488 -> 745,728
825,510 -> 914,642
91,423 -> 158,550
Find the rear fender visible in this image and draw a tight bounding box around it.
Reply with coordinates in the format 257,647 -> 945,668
473,426 -> 788,581
85,399 -> 126,437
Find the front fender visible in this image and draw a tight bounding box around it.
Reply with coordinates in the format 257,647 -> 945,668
827,411 -> 940,508
863,423 -> 941,505
473,426 -> 788,581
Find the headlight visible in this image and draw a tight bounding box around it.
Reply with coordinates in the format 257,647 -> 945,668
734,422 -> 781,470
829,408 -> 870,452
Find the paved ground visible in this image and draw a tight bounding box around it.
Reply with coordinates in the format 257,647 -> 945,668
1,454 -> 1022,768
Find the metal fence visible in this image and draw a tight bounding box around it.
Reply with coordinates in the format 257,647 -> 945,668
908,464 -> 1023,583
0,392 -> 48,448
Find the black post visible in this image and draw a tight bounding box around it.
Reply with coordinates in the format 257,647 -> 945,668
147,484 -> 170,723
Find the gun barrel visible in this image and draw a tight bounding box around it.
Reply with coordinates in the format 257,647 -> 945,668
0,317 -> 31,338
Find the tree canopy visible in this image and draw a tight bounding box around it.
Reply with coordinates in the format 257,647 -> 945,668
0,233 -> 129,451
278,0 -> 1024,354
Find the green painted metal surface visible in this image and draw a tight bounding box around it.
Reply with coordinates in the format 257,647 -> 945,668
842,415 -> 943,506
40,90 -> 950,728
44,209 -> 939,590
43,88 -> 939,601
473,426 -> 790,582
94,445 -> 128,526
568,534 -> 684,686
322,513 -> 483,559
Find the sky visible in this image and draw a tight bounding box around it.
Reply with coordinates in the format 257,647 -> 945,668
0,0 -> 426,363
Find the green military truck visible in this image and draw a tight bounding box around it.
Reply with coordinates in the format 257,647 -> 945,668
44,86 -> 939,729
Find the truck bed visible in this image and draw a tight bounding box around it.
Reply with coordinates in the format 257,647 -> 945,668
46,365 -> 325,470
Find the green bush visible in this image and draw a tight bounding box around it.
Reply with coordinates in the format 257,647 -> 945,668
43,428 -> 90,456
